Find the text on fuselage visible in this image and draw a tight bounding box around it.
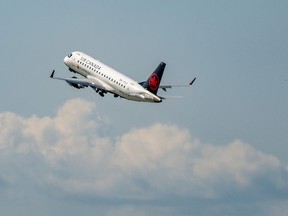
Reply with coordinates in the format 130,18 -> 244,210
80,57 -> 101,70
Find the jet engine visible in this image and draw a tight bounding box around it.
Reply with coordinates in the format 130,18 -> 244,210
66,77 -> 85,89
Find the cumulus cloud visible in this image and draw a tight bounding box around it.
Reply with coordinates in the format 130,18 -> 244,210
0,98 -> 287,203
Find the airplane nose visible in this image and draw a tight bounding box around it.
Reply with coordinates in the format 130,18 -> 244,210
64,56 -> 69,66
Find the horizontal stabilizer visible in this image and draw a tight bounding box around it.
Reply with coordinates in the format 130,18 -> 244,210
159,95 -> 185,100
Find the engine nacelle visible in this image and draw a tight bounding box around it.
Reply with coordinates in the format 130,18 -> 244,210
67,82 -> 85,89
66,77 -> 85,89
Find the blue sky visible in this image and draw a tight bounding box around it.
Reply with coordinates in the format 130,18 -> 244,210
0,0 -> 288,215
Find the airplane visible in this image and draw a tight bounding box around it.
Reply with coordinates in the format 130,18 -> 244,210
50,51 -> 196,103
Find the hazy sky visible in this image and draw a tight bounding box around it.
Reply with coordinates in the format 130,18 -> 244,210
0,0 -> 288,215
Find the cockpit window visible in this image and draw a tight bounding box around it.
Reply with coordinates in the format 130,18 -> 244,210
68,53 -> 72,58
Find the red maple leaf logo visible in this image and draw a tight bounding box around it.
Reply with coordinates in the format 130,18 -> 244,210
149,73 -> 159,91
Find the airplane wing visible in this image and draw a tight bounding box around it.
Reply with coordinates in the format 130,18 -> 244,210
50,70 -> 113,91
159,77 -> 196,92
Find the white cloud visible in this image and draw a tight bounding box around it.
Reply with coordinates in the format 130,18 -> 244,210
0,98 -> 287,204
193,140 -> 281,186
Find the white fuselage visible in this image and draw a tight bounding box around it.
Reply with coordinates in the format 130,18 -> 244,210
64,51 -> 162,103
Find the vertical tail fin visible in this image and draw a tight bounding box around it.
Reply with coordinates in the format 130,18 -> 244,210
142,62 -> 166,95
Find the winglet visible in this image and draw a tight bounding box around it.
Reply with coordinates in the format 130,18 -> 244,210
189,77 -> 196,86
50,70 -> 55,78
